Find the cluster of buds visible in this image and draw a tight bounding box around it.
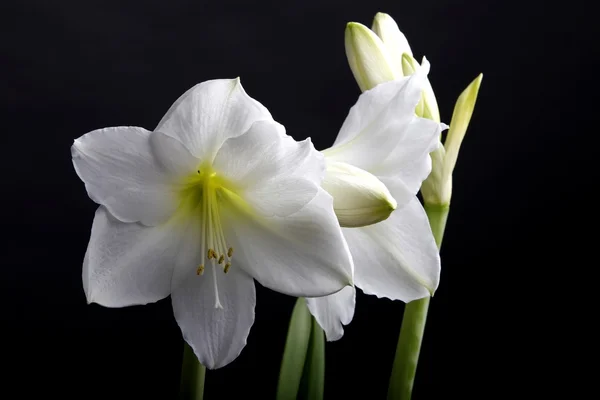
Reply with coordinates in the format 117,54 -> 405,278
344,12 -> 482,207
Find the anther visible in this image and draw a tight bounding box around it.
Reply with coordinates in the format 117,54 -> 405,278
208,249 -> 217,259
228,247 -> 234,257
218,254 -> 225,264
224,263 -> 231,274
196,265 -> 205,275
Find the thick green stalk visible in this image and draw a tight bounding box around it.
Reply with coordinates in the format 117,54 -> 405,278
179,342 -> 206,400
423,203 -> 449,249
387,203 -> 449,400
276,298 -> 313,400
304,319 -> 325,400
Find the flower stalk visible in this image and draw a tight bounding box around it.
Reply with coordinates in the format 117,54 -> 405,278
300,320 -> 325,400
277,298 -> 326,400
277,298 -> 313,400
179,342 -> 206,400
387,203 -> 449,400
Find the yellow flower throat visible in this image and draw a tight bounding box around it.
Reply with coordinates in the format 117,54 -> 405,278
178,163 -> 242,308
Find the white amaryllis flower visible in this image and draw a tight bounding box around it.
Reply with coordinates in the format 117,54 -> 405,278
72,78 -> 353,368
305,60 -> 446,340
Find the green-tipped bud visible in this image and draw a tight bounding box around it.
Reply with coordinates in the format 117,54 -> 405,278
422,74 -> 483,206
322,161 -> 397,228
400,52 -> 418,76
371,12 -> 413,76
442,73 -> 483,182
401,53 -> 440,122
345,22 -> 398,92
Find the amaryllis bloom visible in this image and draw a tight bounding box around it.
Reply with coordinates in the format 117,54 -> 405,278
305,60 -> 446,340
72,78 -> 353,368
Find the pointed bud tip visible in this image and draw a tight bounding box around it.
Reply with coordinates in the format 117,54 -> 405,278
388,196 -> 398,211
460,72 -> 483,103
471,73 -> 483,91
401,52 -> 418,75
372,12 -> 392,26
345,22 -> 373,41
374,11 -> 389,18
346,21 -> 365,31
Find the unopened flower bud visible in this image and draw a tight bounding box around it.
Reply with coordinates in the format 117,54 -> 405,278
322,161 -> 397,228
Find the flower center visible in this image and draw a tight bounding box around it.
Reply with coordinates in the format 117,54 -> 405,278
178,164 -> 240,309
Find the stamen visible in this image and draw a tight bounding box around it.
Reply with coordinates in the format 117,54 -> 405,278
194,167 -> 235,307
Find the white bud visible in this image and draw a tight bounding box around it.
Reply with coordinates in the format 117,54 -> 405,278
345,22 -> 399,92
371,12 -> 413,76
322,161 -> 397,228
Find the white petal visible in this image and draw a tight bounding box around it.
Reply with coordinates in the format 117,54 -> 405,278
371,13 -> 413,76
348,193 -> 440,302
149,130 -> 200,177
72,127 -> 177,226
213,120 -> 325,188
371,117 -> 446,194
306,286 -> 356,341
244,176 -> 319,218
172,266 -> 256,369
155,78 -> 272,163
323,63 -> 429,172
83,207 -> 202,308
222,188 -> 353,298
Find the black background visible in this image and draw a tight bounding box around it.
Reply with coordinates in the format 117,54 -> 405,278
2,0 -> 593,398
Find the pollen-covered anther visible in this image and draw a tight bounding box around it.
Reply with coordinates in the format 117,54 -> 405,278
218,254 -> 225,264
224,262 -> 231,274
207,249 -> 217,259
196,265 -> 205,275
228,247 -> 234,257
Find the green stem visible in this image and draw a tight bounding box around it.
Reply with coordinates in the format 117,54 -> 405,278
276,298 -> 313,400
424,203 -> 449,248
304,319 -> 325,400
387,203 -> 449,400
179,342 -> 206,400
